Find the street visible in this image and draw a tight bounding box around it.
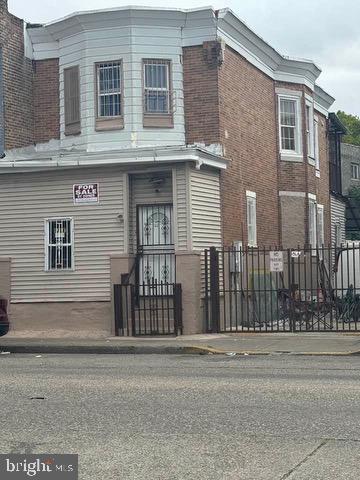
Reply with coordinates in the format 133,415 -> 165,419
0,354 -> 360,479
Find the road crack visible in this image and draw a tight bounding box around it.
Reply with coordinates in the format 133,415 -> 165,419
280,439 -> 329,479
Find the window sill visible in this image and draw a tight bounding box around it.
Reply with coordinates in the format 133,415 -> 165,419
280,152 -> 303,163
65,123 -> 81,136
143,114 -> 174,128
95,117 -> 124,132
308,156 -> 316,166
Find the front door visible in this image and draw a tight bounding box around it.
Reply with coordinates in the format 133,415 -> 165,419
137,204 -> 175,287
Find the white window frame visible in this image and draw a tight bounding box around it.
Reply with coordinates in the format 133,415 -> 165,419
246,191 -> 257,247
44,218 -> 74,272
351,163 -> 359,180
278,95 -> 302,158
96,61 -> 122,118
308,197 -> 317,251
305,100 -> 315,160
314,115 -> 320,173
317,204 -> 324,247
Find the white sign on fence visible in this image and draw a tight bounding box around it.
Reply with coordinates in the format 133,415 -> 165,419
269,251 -> 283,272
291,250 -> 302,258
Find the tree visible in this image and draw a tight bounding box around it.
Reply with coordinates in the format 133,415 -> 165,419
337,111 -> 360,146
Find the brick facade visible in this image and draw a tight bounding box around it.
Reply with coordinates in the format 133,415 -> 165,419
0,1 -> 60,150
183,41 -> 331,248
34,59 -> 60,144
0,0 -> 33,150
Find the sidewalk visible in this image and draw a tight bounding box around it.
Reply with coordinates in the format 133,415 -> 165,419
1,332 -> 360,355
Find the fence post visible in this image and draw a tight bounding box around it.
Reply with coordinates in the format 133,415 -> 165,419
174,284 -> 183,335
287,249 -> 296,333
209,246 -> 220,333
113,284 -> 123,336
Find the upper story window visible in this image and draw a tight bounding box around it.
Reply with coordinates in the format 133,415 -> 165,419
246,191 -> 257,247
314,115 -> 320,171
351,163 -> 359,179
64,66 -> 80,136
95,61 -> 123,131
143,59 -> 173,128
278,96 -> 301,156
305,102 -> 315,159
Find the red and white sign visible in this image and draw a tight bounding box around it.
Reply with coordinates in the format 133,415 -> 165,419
73,184 -> 99,204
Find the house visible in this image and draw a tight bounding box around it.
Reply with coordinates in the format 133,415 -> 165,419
340,143 -> 360,239
0,1 -> 336,336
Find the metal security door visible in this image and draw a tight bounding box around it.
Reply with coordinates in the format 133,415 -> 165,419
137,204 -> 175,288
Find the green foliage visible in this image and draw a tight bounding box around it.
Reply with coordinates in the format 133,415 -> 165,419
348,186 -> 360,202
337,111 -> 360,146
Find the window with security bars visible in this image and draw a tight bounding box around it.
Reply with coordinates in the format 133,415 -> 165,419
96,62 -> 122,117
45,219 -> 73,271
279,98 -> 299,152
143,60 -> 171,114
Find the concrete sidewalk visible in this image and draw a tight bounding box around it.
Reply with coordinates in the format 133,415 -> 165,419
1,332 -> 360,355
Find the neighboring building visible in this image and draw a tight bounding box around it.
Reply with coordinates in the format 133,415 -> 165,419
328,113 -> 347,247
341,143 -> 360,239
341,143 -> 360,194
0,1 -> 336,335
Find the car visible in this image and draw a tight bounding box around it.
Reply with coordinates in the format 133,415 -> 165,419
0,297 -> 9,337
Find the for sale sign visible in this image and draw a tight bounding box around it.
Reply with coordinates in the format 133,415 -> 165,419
73,184 -> 99,204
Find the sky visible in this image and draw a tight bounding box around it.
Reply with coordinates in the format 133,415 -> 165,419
8,0 -> 360,116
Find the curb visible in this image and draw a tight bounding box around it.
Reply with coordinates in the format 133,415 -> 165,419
0,344 -> 359,356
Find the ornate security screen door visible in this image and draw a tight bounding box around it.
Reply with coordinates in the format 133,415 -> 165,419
137,204 -> 175,288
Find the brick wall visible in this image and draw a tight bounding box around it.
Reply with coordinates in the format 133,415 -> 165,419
0,2 -> 60,150
0,2 -> 34,150
183,44 -> 221,146
183,43 -> 281,247
34,59 -> 60,144
315,112 -> 331,245
218,46 -> 280,247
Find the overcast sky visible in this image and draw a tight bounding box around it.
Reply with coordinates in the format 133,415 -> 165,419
8,0 -> 360,116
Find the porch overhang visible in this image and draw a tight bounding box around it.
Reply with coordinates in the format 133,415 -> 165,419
0,146 -> 228,173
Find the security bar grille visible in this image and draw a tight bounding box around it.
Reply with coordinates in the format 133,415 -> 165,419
46,219 -> 73,271
97,62 -> 122,117
143,60 -> 170,114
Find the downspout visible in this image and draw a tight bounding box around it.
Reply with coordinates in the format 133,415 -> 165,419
0,47 -> 5,158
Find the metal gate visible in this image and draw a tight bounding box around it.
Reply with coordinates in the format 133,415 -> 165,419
204,244 -> 360,333
114,280 -> 182,336
136,204 -> 175,288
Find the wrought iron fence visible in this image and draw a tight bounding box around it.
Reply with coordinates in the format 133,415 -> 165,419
114,281 -> 182,336
204,244 -> 360,333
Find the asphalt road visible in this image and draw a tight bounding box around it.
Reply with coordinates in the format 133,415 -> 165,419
0,354 -> 359,479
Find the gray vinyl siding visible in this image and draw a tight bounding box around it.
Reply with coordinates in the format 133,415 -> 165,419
331,195 -> 346,246
128,172 -> 173,253
0,167 -> 126,303
190,167 -> 222,250
58,26 -> 185,151
174,165 -> 188,250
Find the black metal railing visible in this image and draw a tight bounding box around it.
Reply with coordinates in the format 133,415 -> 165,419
204,244 -> 360,333
114,280 -> 182,336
